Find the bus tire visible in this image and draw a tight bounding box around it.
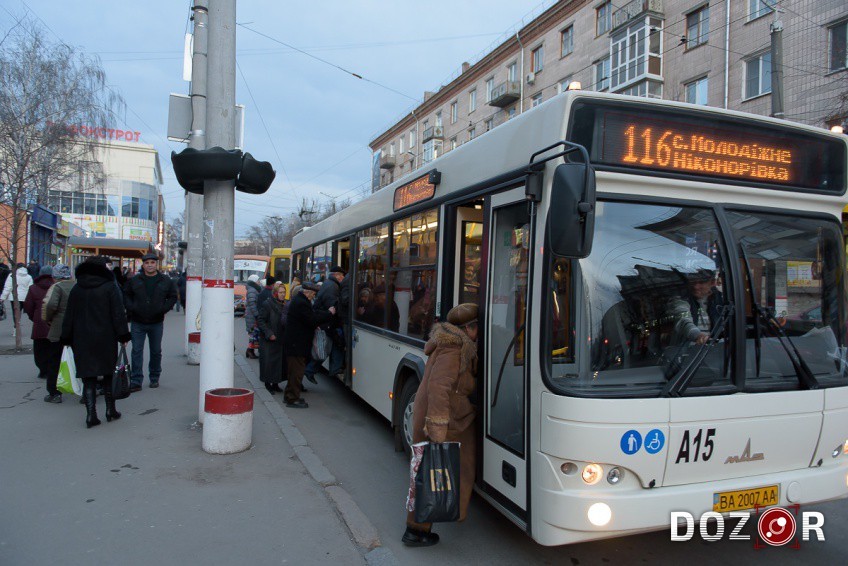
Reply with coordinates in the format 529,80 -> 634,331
395,378 -> 418,458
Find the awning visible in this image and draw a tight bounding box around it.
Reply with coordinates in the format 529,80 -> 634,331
67,237 -> 155,258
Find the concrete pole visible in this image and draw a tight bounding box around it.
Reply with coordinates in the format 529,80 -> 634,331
199,0 -> 237,422
770,19 -> 784,119
185,0 -> 208,355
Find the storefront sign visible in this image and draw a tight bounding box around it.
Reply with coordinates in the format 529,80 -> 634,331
47,121 -> 142,142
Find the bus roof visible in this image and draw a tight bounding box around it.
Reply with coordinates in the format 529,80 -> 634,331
293,91 -> 847,251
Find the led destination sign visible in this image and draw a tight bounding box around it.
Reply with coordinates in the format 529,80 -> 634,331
569,101 -> 846,193
393,171 -> 439,211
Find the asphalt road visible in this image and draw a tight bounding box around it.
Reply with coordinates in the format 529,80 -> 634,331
236,318 -> 848,565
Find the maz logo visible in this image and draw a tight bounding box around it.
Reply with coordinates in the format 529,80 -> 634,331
725,438 -> 764,464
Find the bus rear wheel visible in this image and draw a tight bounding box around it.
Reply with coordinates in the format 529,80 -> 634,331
396,378 -> 418,458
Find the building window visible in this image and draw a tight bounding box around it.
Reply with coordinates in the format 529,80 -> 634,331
450,101 -> 458,124
595,56 -> 611,91
561,26 -> 574,57
508,107 -> 516,119
748,0 -> 773,21
558,75 -> 573,94
532,93 -> 543,107
745,51 -> 772,99
685,76 -> 709,105
597,1 -> 612,36
399,136 -> 405,154
389,142 -> 395,157
830,20 -> 847,72
485,118 -> 494,132
531,45 -> 544,73
469,127 -> 476,141
486,77 -> 494,102
611,19 -> 662,91
422,139 -> 442,164
686,6 -> 710,49
508,62 -> 517,82
409,129 -> 416,148
450,137 -> 457,151
435,112 -> 442,128
469,89 -> 477,113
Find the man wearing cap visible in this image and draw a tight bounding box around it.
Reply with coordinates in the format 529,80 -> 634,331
123,253 -> 178,391
283,282 -> 335,408
304,265 -> 346,383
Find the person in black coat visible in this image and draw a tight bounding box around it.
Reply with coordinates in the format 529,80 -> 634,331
305,266 -> 345,383
61,256 -> 131,428
283,282 -> 334,408
177,271 -> 187,309
257,282 -> 287,394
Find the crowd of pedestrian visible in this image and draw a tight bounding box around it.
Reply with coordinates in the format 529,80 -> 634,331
3,253 -> 178,428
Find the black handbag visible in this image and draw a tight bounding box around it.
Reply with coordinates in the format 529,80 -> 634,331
414,442 -> 461,523
112,344 -> 131,400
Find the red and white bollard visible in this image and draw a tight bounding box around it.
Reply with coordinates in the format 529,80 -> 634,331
187,332 -> 201,365
202,388 -> 254,454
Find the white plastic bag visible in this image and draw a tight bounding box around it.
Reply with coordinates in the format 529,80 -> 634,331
57,346 -> 82,396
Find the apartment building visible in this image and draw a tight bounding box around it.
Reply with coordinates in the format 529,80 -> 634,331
370,0 -> 848,189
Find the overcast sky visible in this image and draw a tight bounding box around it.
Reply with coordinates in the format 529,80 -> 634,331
0,0 -> 557,237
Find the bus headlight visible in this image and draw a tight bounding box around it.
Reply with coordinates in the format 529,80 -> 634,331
607,467 -> 623,484
588,502 -> 612,526
582,463 -> 603,485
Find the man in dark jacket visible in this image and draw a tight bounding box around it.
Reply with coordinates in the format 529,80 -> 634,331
27,259 -> 40,279
61,256 -> 131,428
284,282 -> 335,408
177,271 -> 187,309
305,266 -> 345,384
123,253 -> 177,391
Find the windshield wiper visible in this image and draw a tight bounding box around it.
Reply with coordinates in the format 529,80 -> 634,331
662,303 -> 733,397
739,245 -> 818,390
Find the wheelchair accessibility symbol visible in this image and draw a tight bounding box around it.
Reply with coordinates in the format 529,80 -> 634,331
644,429 -> 665,454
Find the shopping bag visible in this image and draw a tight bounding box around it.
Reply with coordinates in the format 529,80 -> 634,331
405,442 -> 428,512
414,441 -> 461,523
311,328 -> 330,361
57,346 -> 82,396
112,344 -> 131,400
0,301 -> 5,321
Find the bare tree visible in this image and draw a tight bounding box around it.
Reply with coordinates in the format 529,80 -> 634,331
0,19 -> 123,348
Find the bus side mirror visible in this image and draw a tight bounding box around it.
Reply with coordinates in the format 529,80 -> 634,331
548,162 -> 596,258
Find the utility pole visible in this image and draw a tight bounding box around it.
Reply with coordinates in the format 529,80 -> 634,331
185,0 -> 208,355
198,0 -> 237,421
770,9 -> 784,119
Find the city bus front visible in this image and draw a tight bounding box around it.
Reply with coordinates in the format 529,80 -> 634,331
531,98 -> 848,545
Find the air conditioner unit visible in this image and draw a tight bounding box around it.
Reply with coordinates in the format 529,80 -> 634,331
526,72 -> 536,84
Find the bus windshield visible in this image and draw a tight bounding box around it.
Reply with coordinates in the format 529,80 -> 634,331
546,201 -> 848,397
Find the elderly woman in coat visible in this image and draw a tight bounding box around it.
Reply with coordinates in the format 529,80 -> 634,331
61,256 -> 131,428
403,303 -> 479,547
244,274 -> 262,359
257,282 -> 288,394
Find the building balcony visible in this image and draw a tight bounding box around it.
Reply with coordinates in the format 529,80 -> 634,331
422,126 -> 444,142
488,81 -> 521,108
612,0 -> 663,30
379,153 -> 396,169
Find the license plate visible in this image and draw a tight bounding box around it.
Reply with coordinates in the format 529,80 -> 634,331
713,485 -> 779,512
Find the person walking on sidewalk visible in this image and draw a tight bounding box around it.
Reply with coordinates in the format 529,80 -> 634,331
123,252 -> 177,392
0,262 -> 9,321
61,257 -> 131,428
2,263 -> 33,334
22,266 -> 54,380
27,259 -> 40,279
403,303 -> 479,547
244,274 -> 262,359
283,282 -> 334,408
41,264 -> 74,403
257,281 -> 287,395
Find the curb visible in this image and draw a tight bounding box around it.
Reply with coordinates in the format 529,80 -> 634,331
234,354 -> 399,564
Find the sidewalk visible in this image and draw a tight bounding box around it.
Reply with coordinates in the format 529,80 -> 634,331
0,313 -> 367,565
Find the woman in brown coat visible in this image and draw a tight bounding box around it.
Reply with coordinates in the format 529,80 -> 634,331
403,303 -> 478,547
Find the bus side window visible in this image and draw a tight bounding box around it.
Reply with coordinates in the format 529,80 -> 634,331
550,257 -> 573,363
355,223 -> 389,328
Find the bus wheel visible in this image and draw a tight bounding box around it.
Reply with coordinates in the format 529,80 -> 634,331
396,378 -> 418,458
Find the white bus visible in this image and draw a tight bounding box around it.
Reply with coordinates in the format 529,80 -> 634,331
291,92 -> 848,545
